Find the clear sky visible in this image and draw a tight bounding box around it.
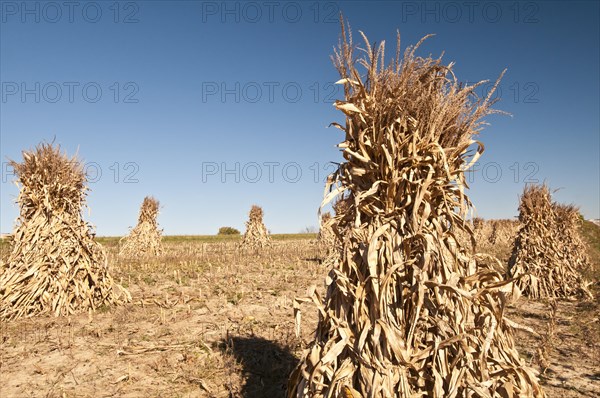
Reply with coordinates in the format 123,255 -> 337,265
1,0 -> 598,235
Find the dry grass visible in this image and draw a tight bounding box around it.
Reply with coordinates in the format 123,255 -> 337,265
0,143 -> 130,320
534,299 -> 558,374
288,22 -> 543,397
0,238 -> 323,398
0,235 -> 598,397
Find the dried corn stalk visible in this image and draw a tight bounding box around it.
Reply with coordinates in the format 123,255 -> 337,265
489,219 -> 519,246
451,218 -> 479,252
534,299 -> 558,374
320,196 -> 353,268
288,22 -> 544,398
240,205 -> 271,249
119,196 -> 163,257
318,212 -> 336,249
553,204 -> 592,274
474,218 -> 494,245
0,143 -> 130,320
508,184 -> 591,299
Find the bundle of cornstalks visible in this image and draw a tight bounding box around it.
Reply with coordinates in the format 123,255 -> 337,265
472,217 -> 485,231
119,196 -> 163,257
288,23 -> 544,397
473,217 -> 494,245
0,143 -> 130,320
451,218 -> 480,252
317,212 -> 336,249
553,204 -> 592,274
240,205 -> 271,249
319,196 -> 353,267
488,219 -> 519,246
508,184 -> 591,299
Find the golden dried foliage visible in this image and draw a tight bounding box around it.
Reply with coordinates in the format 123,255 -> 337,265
489,219 -> 519,246
119,196 -> 163,257
473,218 -> 494,245
508,184 -> 592,299
0,143 -> 130,320
553,204 -> 592,274
240,205 -> 271,249
317,212 -> 336,249
535,299 -> 558,374
288,22 -> 544,397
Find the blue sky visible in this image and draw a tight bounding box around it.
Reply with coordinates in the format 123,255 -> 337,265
1,0 -> 598,235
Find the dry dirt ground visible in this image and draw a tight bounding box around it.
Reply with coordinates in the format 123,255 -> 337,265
1,233 -> 599,397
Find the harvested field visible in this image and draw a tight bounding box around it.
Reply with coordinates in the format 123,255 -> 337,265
2,4 -> 598,398
1,227 -> 598,397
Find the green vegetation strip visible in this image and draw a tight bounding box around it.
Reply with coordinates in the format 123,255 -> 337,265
92,233 -> 316,246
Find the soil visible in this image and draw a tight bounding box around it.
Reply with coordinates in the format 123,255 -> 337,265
1,238 -> 598,397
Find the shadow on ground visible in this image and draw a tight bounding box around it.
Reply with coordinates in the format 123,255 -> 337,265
221,335 -> 299,398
